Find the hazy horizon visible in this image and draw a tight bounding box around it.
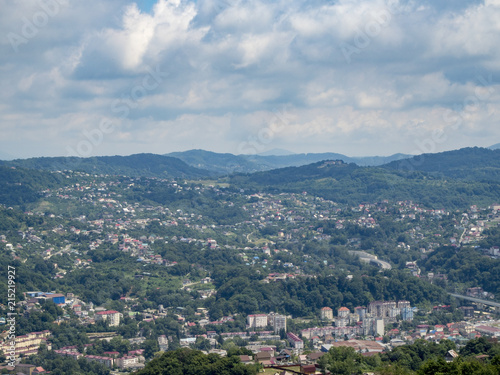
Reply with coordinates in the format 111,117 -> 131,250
1,143 -> 498,162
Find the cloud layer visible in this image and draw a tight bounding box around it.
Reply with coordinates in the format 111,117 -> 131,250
0,0 -> 499,158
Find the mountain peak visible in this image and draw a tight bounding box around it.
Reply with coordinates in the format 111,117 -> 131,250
489,143 -> 500,150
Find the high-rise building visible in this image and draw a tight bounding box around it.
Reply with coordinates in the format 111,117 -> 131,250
271,314 -> 287,333
362,315 -> 385,336
355,306 -> 366,320
369,301 -> 396,319
400,307 -> 414,321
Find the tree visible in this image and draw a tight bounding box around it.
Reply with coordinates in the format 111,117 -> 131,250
193,337 -> 211,352
142,339 -> 159,359
323,347 -> 365,375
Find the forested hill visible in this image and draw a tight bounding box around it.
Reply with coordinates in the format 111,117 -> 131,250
0,153 -> 214,179
231,159 -> 358,185
167,149 -> 261,174
228,158 -> 500,209
0,166 -> 67,206
382,147 -> 500,181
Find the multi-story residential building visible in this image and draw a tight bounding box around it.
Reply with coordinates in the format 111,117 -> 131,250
270,314 -> 287,333
0,330 -> 51,358
397,301 -> 411,310
116,355 -> 142,369
95,310 -> 121,327
287,332 -> 304,350
348,313 -> 360,325
247,314 -> 268,329
368,300 -> 412,322
400,307 -> 414,321
369,301 -> 396,319
355,306 -> 366,320
338,307 -> 350,318
158,335 -> 169,351
320,307 -> 333,320
301,326 -> 359,340
85,355 -> 114,368
55,349 -> 83,361
336,307 -> 351,327
362,315 -> 384,336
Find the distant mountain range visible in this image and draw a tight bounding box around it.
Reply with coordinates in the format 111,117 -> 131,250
166,149 -> 411,174
0,154 -> 213,179
2,149 -> 405,178
0,146 -> 499,183
0,146 -> 499,209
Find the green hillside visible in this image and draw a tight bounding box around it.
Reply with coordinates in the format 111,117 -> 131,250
0,153 -> 214,179
0,166 -> 67,206
228,157 -> 500,209
382,147 -> 500,182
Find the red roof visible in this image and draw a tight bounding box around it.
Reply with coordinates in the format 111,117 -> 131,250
96,310 -> 119,315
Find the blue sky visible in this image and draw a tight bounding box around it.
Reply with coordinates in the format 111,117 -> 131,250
0,0 -> 499,159
137,0 -> 158,13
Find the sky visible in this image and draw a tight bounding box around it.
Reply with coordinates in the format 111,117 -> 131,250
1,0 -> 500,160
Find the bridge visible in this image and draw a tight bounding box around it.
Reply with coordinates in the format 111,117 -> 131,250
448,293 -> 500,309
348,250 -> 392,270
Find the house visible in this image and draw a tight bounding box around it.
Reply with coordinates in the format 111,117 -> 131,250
300,364 -> 317,374
307,351 -> 326,363
255,351 -> 272,363
201,277 -> 213,284
239,355 -> 253,364
14,364 -> 36,375
445,350 -> 459,362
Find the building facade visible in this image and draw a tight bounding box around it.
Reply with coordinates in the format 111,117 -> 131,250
320,307 -> 333,320
247,314 -> 268,329
95,310 -> 121,327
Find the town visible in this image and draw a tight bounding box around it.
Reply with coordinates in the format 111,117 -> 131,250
0,170 -> 500,374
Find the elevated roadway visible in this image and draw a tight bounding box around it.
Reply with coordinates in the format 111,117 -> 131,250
448,293 -> 500,309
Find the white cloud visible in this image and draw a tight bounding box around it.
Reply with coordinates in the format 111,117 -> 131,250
0,0 -> 499,159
